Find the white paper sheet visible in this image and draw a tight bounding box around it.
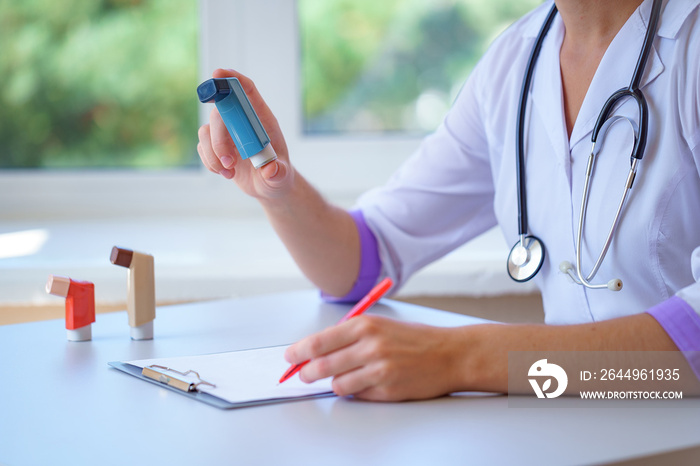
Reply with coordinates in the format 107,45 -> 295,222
127,345 -> 333,404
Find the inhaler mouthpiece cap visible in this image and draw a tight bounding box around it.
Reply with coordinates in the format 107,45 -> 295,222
196,78 -> 231,103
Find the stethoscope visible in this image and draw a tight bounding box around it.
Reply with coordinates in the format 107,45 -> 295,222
506,0 -> 662,291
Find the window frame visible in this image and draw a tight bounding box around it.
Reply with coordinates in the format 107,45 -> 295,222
0,0 -> 421,220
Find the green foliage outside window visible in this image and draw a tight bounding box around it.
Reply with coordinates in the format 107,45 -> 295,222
0,0 -> 198,168
1,0 -> 541,168
299,0 -> 542,134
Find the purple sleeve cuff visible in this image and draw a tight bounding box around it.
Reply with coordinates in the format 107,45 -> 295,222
321,210 -> 382,303
647,295 -> 700,380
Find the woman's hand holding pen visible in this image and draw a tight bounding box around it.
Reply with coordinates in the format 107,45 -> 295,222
284,315 -> 480,401
283,310 -> 683,401
196,68 -> 295,200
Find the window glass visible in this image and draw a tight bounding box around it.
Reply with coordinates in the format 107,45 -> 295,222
299,0 -> 542,134
0,0 -> 198,169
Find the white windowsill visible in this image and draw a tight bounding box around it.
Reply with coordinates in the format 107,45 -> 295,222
0,217 -> 534,306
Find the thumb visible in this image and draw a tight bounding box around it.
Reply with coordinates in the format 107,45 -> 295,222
259,159 -> 293,191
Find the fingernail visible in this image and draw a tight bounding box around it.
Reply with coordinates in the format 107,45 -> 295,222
220,169 -> 233,179
221,155 -> 234,168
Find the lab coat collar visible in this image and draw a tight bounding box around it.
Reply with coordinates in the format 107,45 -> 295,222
529,14 -> 569,177
521,2 -> 556,40
521,0 -> 699,40
655,0 -> 700,39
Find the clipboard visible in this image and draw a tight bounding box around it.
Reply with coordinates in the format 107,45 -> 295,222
108,345 -> 335,409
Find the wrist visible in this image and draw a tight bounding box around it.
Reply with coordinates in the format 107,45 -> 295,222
448,324 -> 506,393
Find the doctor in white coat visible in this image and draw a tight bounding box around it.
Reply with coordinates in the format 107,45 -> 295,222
198,0 -> 700,401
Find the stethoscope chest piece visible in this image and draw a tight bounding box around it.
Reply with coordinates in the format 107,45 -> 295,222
507,235 -> 545,282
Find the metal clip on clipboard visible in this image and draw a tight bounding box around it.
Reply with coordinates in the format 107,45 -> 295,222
141,365 -> 216,393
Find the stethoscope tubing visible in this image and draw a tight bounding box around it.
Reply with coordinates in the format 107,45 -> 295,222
576,153 -> 639,284
515,4 -> 559,238
589,0 -> 662,157
593,88 -> 648,162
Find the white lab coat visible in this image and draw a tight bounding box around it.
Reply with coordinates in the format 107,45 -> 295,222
357,0 -> 700,324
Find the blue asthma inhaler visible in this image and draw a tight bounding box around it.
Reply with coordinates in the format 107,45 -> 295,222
197,78 -> 277,169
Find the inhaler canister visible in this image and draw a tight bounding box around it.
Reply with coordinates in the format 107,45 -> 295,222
197,77 -> 277,169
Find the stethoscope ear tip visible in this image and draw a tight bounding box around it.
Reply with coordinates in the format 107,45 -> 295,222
559,261 -> 573,273
607,279 -> 623,291
559,261 -> 622,291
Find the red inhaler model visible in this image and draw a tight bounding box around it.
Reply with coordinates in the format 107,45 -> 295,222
46,275 -> 95,341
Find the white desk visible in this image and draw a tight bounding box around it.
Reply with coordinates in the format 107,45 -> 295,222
1,291 -> 698,465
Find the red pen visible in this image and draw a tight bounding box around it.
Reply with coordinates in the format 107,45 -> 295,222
278,277 -> 394,384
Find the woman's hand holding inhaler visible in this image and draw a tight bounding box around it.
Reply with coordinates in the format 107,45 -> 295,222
197,69 -> 295,201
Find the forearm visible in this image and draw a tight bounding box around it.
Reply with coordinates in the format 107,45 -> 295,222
460,313 -> 678,393
259,169 -> 360,296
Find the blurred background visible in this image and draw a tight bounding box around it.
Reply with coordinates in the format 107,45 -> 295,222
0,0 -> 538,168
0,0 -> 198,169
0,0 -> 543,323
